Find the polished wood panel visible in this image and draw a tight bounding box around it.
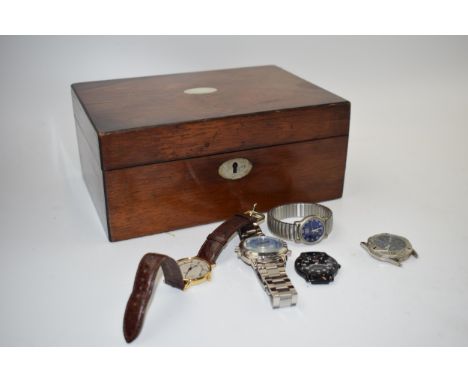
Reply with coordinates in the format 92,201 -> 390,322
75,121 -> 108,236
72,65 -> 350,170
105,137 -> 348,241
99,103 -> 350,170
72,65 -> 347,133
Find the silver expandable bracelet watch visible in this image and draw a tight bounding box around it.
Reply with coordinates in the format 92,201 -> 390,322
267,203 -> 333,244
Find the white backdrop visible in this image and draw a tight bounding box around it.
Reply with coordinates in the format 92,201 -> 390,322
0,36 -> 467,346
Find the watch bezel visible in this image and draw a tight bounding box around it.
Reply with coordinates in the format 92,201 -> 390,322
237,235 -> 289,266
367,233 -> 413,259
295,216 -> 327,244
294,251 -> 341,284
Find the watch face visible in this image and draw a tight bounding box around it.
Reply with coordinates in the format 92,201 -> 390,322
294,252 -> 341,284
372,234 -> 408,252
177,257 -> 211,281
243,236 -> 284,254
300,218 -> 325,243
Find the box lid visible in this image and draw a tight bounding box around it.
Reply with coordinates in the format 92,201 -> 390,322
72,65 -> 350,170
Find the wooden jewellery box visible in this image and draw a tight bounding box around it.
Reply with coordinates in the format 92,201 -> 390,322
71,65 -> 351,241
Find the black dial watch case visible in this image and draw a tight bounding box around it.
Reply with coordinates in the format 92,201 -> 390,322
294,251 -> 341,284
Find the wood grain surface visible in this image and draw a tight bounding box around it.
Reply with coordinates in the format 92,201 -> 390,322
105,136 -> 348,241
72,65 -> 350,241
72,65 -> 347,133
99,103 -> 350,170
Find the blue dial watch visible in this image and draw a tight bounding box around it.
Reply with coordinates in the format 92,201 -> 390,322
267,203 -> 333,244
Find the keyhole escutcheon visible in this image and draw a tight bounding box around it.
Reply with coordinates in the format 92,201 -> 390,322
218,158 -> 253,180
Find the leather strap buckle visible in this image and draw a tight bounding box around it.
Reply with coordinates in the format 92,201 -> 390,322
244,203 -> 265,224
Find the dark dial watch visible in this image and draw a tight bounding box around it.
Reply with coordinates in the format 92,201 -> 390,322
360,233 -> 418,266
294,252 -> 341,284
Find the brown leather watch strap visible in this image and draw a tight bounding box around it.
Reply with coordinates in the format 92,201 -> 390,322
123,253 -> 184,343
197,214 -> 258,264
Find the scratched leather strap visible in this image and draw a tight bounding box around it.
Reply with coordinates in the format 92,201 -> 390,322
123,253 -> 184,343
197,214 -> 257,264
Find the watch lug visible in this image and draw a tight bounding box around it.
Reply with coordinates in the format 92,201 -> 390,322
250,258 -> 258,268
385,257 -> 402,267
183,280 -> 192,291
294,221 -> 301,242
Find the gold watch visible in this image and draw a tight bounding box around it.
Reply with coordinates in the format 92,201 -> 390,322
176,257 -> 213,290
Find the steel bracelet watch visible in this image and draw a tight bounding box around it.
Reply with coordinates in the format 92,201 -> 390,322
268,202 -> 333,244
235,205 -> 298,308
360,233 -> 418,266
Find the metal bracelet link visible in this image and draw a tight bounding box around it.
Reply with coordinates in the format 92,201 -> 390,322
239,224 -> 264,240
255,262 -> 298,308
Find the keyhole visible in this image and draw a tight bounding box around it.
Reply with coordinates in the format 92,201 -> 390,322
232,162 -> 238,174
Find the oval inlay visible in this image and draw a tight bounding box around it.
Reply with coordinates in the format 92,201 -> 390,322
183,87 -> 218,95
